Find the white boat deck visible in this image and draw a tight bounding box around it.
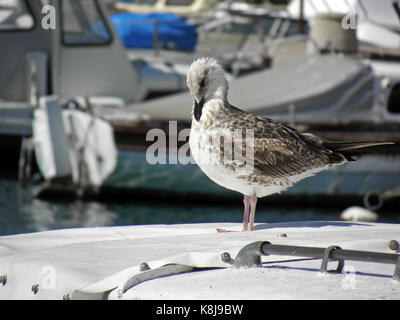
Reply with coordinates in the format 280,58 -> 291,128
0,221 -> 399,300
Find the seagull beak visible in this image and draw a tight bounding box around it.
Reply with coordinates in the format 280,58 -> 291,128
194,97 -> 204,109
194,97 -> 205,122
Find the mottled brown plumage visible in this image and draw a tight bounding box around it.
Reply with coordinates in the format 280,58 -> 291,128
222,104 -> 347,180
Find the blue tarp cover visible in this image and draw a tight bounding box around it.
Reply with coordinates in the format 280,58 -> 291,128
110,13 -> 197,51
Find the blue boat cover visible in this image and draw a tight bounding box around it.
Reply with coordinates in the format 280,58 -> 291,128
110,13 -> 198,51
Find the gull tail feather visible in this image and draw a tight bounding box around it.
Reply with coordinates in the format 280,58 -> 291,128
323,141 -> 395,162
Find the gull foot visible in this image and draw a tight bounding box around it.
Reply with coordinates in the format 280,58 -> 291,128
216,228 -> 238,233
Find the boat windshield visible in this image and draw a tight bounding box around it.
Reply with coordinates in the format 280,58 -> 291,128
165,0 -> 195,6
61,0 -> 111,46
0,0 -> 34,30
131,0 -> 158,5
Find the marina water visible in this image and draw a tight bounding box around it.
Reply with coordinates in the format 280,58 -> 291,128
1,178 -> 399,237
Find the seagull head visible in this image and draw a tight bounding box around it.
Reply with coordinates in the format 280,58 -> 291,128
187,57 -> 229,121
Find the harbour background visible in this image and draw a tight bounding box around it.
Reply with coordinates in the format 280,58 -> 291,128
0,0 -> 399,237
1,177 -> 399,237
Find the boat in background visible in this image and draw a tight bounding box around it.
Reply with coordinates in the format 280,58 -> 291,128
113,0 -> 289,17
114,0 -> 219,17
0,0 -> 188,193
32,96 -> 117,196
108,12 -> 198,51
287,0 -> 400,49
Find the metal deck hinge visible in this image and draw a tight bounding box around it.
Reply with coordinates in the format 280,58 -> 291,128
233,241 -> 269,268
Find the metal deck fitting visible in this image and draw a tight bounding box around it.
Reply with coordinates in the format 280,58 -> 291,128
231,241 -> 400,280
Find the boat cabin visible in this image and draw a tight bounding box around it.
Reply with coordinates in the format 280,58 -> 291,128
0,0 -> 187,136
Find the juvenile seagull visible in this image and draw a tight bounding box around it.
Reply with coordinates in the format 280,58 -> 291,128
187,57 -> 392,232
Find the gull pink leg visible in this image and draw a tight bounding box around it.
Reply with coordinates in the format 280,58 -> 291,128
242,195 -> 251,231
216,195 -> 251,233
248,194 -> 258,231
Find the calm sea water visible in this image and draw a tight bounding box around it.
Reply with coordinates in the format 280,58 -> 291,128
0,178 -> 399,237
